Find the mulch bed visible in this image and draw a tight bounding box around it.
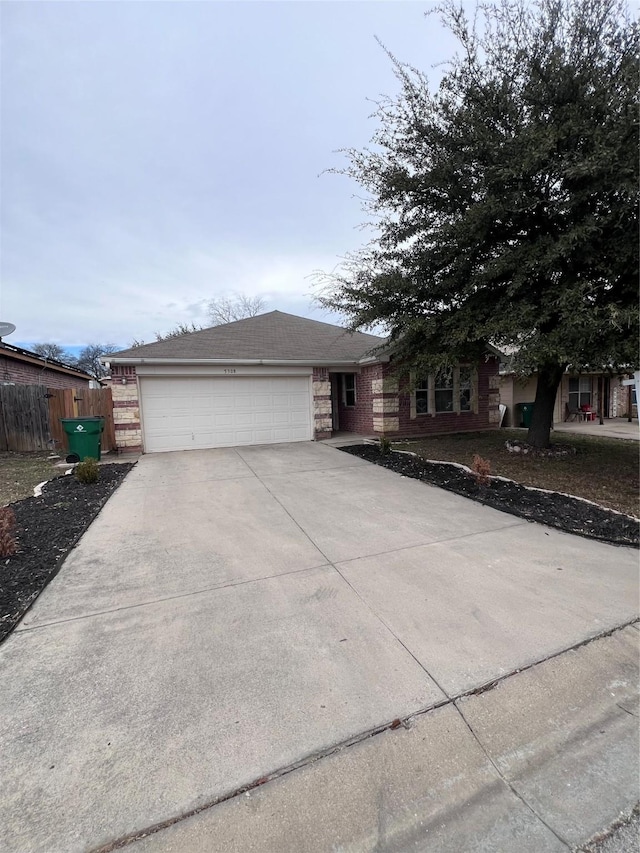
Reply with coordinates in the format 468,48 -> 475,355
341,445 -> 639,548
0,463 -> 134,644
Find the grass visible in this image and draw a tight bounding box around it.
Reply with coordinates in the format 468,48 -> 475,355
0,452 -> 60,507
394,429 -> 640,518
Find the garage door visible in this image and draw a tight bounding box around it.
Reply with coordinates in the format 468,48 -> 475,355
140,376 -> 312,453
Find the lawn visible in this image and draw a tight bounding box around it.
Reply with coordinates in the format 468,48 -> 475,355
0,452 -> 62,507
394,429 -> 639,518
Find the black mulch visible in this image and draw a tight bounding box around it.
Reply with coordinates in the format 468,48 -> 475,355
1,463 -> 134,643
341,445 -> 639,548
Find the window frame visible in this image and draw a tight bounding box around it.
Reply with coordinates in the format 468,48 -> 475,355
434,368 -> 455,413
568,376 -> 591,409
342,373 -> 357,408
459,366 -> 473,412
415,376 -> 430,415
412,365 -> 476,417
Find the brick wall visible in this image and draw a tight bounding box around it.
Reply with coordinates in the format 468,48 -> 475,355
332,358 -> 501,438
333,364 -> 381,434
0,356 -> 90,390
110,365 -> 143,452
393,358 -> 500,437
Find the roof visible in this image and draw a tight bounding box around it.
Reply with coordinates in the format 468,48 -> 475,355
110,311 -> 387,364
0,341 -> 93,380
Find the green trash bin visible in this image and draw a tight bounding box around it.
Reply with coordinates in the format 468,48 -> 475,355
518,402 -> 535,429
61,417 -> 105,463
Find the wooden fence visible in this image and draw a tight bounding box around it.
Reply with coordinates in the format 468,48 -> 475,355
0,385 -> 116,454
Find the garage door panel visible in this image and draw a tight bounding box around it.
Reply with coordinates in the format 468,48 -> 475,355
141,376 -> 312,452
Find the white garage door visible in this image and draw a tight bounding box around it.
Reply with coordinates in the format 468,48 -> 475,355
140,375 -> 312,453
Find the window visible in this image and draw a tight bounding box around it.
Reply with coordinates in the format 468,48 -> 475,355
459,367 -> 472,412
412,366 -> 476,417
568,377 -> 591,409
343,373 -> 356,407
415,377 -> 429,414
434,368 -> 454,412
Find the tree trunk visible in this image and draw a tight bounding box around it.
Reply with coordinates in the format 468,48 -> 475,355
527,363 -> 566,448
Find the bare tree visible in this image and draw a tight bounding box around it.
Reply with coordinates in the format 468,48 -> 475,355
31,342 -> 76,364
207,294 -> 266,326
154,322 -> 203,341
76,343 -> 119,379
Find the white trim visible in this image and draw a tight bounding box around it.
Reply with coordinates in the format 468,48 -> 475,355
107,357 -> 371,367
135,364 -> 313,377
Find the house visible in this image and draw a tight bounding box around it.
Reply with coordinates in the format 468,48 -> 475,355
0,341 -> 92,389
105,311 -> 501,454
499,367 -> 636,426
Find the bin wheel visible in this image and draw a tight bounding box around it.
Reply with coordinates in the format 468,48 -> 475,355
66,453 -> 80,464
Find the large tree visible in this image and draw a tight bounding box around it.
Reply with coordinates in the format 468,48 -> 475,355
31,342 -> 76,364
207,294 -> 266,326
319,0 -> 638,447
76,343 -> 118,379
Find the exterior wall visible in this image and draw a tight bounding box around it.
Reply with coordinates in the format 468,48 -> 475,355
500,375 -> 538,427
392,358 -> 500,437
0,355 -> 91,390
611,376 -> 637,418
312,367 -> 332,439
333,363 -> 382,435
110,365 -> 143,452
332,358 -> 500,438
502,372 -> 634,424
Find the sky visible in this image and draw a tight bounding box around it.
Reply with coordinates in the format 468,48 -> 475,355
1,1 -> 459,352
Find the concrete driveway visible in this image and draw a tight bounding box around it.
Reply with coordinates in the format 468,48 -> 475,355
0,442 -> 637,853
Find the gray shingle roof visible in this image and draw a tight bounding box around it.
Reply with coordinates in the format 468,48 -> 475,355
111,311 -> 387,363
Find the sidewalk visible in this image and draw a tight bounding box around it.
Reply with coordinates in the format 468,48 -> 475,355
128,626 -> 640,853
553,419 -> 639,441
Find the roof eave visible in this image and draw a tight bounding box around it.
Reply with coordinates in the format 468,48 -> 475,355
105,356 -> 383,367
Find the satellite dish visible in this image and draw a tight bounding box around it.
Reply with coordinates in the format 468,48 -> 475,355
0,322 -> 16,338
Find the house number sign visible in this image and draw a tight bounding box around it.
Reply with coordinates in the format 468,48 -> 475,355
223,368 -> 236,374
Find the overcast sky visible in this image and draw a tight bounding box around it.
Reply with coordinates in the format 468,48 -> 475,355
1,1 -> 458,351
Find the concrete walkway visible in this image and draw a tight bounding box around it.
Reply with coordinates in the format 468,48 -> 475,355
0,442 -> 637,852
553,419 -> 639,441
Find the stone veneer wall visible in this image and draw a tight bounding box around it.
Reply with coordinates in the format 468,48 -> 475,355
312,367 -> 332,439
110,365 -> 143,452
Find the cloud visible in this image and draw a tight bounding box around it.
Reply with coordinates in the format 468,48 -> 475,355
2,1 -> 457,349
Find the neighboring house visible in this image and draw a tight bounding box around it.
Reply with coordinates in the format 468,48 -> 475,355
105,311 -> 501,454
0,341 -> 92,389
499,368 -> 636,426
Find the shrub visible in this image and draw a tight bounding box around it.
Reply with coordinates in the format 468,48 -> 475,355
75,458 -> 100,485
379,435 -> 392,456
0,507 -> 17,557
471,454 -> 492,486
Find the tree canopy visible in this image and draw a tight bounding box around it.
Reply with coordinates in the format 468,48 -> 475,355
318,0 -> 639,445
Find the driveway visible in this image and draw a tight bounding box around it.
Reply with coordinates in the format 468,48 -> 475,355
1,442 -> 637,852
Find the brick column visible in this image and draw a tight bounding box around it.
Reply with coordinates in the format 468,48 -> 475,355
372,368 -> 399,434
313,367 -> 332,440
488,370 -> 501,425
111,366 -> 143,452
